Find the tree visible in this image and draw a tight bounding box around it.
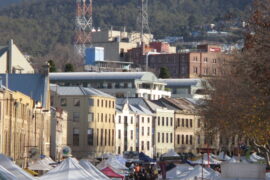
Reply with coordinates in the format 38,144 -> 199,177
200,0 -> 270,167
64,63 -> 74,72
48,60 -> 57,72
158,67 -> 170,79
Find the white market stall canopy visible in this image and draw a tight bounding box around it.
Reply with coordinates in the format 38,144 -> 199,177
166,164 -> 194,179
40,157 -> 98,180
96,156 -> 128,172
178,165 -> 220,180
79,159 -> 110,180
0,165 -> 18,180
28,159 -> 53,171
0,154 -> 36,180
162,149 -> 180,158
189,153 -> 222,165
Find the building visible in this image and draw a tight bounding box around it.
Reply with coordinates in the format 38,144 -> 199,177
116,98 -> 154,158
128,44 -> 225,78
144,100 -> 175,157
156,98 -> 218,155
0,39 -> 34,74
92,30 -> 153,61
0,85 -> 51,167
50,72 -> 171,100
50,85 -> 116,158
50,107 -> 68,161
162,78 -> 210,99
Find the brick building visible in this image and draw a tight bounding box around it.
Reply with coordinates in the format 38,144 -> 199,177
127,44 -> 225,78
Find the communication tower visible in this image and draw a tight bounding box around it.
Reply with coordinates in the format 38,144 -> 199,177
137,0 -> 151,44
75,0 -> 93,56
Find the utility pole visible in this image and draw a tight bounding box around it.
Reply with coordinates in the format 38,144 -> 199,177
75,0 -> 93,57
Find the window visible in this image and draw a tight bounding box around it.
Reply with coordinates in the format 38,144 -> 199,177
190,119 -> 193,128
213,59 -> 217,63
142,127 -> 144,136
162,117 -> 164,126
101,113 -> 103,122
101,129 -> 103,146
204,57 -> 208,62
193,67 -> 198,74
131,117 -> 133,124
158,117 -> 160,126
204,68 -> 208,75
105,100 -> 108,108
147,127 -> 150,136
190,135 -> 193,145
170,118 -> 173,126
73,98 -> 80,106
197,119 -> 201,128
142,117 -> 144,123
87,129 -> 94,145
158,133 -> 160,143
131,130 -> 133,139
166,118 -> 168,126
88,113 -> 93,122
162,133 -> 164,143
73,112 -> 80,122
182,135 -> 184,144
186,119 -> 189,128
118,116 -> 121,123
177,135 -> 180,144
60,98 -> 67,106
170,133 -> 173,143
148,117 -> 150,123
166,133 -> 168,143
101,100 -> 104,107
141,141 -> 144,151
88,98 -> 94,106
197,135 -> 201,144
147,141 -> 150,150
97,99 -> 100,106
108,129 -> 111,146
177,118 -> 180,127
118,130 -> 121,139
118,146 -> 121,154
182,119 -> 185,127
105,129 -> 107,146
213,68 -> 217,75
112,130 -> 114,146
186,135 -> 189,144
73,129 -> 79,146
97,129 -> 99,146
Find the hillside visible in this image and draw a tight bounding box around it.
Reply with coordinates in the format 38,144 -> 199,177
0,0 -> 21,8
0,0 -> 252,56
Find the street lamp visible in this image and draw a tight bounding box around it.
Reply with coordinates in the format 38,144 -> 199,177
145,51 -> 159,71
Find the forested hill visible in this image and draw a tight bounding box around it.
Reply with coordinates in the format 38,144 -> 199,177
0,0 -> 252,56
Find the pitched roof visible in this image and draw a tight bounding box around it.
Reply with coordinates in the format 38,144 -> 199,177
0,74 -> 48,108
50,85 -> 114,98
116,98 -> 153,115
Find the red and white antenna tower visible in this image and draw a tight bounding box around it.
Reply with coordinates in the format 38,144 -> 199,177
75,0 -> 93,56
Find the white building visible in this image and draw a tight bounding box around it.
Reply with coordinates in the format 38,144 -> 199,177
0,39 -> 34,74
116,98 -> 154,158
50,72 -> 171,100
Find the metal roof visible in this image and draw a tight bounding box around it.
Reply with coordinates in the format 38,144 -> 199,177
116,98 -> 153,115
161,78 -> 202,87
0,74 -> 48,108
50,72 -> 158,81
50,85 -> 114,98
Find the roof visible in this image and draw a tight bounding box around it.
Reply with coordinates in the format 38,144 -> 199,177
0,46 -> 8,57
161,78 -> 202,87
0,74 -> 49,108
155,97 -> 197,112
49,72 -> 160,82
116,98 -> 154,115
50,85 -> 114,98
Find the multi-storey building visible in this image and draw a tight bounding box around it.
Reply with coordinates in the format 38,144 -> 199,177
50,72 -> 171,100
50,85 -> 116,158
127,44 -> 225,78
116,98 -> 154,158
50,107 -> 68,161
144,100 -> 175,157
92,30 -> 153,61
0,39 -> 34,74
0,86 -> 51,167
156,98 -> 219,155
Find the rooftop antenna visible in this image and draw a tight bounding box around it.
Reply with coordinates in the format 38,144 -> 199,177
74,0 -> 93,57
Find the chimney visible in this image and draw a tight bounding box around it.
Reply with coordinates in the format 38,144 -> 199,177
8,39 -> 13,73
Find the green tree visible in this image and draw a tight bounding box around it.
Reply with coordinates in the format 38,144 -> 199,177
48,60 -> 57,72
64,63 -> 74,72
158,67 -> 170,79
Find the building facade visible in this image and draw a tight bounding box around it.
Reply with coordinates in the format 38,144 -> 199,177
0,39 -> 34,74
50,72 -> 171,100
0,86 -> 51,167
50,107 -> 68,161
116,98 -> 154,158
50,86 -> 116,158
